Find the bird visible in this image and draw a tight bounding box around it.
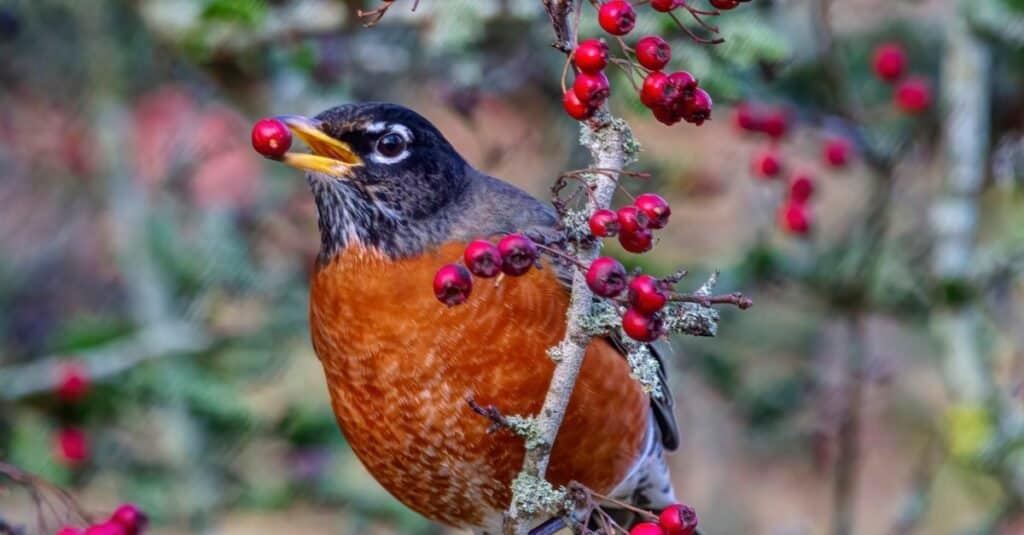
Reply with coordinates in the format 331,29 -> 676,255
271,102 -> 679,534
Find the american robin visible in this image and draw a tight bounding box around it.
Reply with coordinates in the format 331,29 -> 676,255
272,102 -> 679,533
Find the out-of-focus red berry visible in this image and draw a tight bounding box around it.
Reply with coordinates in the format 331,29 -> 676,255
872,43 -> 907,83
895,77 -> 932,114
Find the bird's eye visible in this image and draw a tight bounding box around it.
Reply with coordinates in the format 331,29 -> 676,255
375,133 -> 407,158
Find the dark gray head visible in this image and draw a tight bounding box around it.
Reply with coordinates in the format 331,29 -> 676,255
273,102 -> 471,260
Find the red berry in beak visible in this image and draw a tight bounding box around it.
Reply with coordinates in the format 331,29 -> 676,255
788,172 -> 815,202
563,90 -> 596,121
433,264 -> 473,306
683,88 -> 713,125
586,257 -> 629,297
574,39 -> 609,73
56,361 -> 90,402
251,118 -> 292,158
629,522 -> 665,535
619,227 -> 654,253
616,206 -> 649,233
636,36 -> 671,70
778,199 -> 812,235
622,308 -> 664,342
710,0 -> 740,9
641,71 -> 670,109
598,0 -> 636,36
110,503 -> 148,535
498,234 -> 539,276
588,208 -> 621,237
752,148 -> 783,179
659,503 -> 699,535
634,193 -> 671,229
628,275 -> 668,314
464,240 -> 503,278
872,42 -> 907,83
573,71 -> 611,108
895,77 -> 932,114
823,136 -> 851,167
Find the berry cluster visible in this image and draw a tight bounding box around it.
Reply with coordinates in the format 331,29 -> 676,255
53,362 -> 92,466
589,193 -> 670,254
563,0 -> 751,124
432,234 -> 539,306
251,117 -> 293,159
735,103 -> 832,237
871,42 -> 931,115
629,503 -> 699,535
433,194 -> 683,343
57,503 -> 148,535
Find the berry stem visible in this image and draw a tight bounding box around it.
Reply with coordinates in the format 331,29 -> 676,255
667,291 -> 753,309
668,11 -> 725,45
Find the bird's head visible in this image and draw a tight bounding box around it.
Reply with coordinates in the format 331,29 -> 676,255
273,102 -> 471,260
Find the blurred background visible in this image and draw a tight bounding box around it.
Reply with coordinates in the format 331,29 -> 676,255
4,0 -> 1024,533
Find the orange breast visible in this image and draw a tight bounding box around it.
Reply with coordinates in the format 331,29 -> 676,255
309,242 -> 649,528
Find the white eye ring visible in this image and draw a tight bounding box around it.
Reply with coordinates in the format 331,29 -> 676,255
369,124 -> 412,165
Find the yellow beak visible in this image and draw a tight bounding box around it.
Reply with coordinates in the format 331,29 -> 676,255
275,115 -> 363,177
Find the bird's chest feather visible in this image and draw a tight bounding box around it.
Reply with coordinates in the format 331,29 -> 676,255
309,243 -> 649,528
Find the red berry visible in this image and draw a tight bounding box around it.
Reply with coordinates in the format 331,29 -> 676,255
56,361 -> 90,403
751,148 -> 782,179
628,275 -> 668,314
57,528 -> 83,535
710,0 -> 740,9
641,71 -> 670,109
650,0 -> 681,12
823,137 -> 851,167
85,522 -> 127,535
659,503 -> 699,535
617,206 -> 649,233
55,428 -> 89,465
652,104 -> 682,126
563,90 -> 596,121
629,522 -> 665,535
619,227 -> 654,253
588,208 -> 620,237
251,118 -> 292,158
575,39 -> 609,73
110,504 -> 148,535
598,0 -> 636,36
636,36 -> 671,70
895,77 -> 931,114
433,264 -> 473,306
665,71 -> 698,102
778,200 -> 811,235
586,257 -> 629,298
872,43 -> 906,83
683,88 -> 713,125
498,234 -> 539,276
622,309 -> 663,342
634,193 -> 671,229
788,172 -> 815,202
733,102 -> 761,132
464,240 -> 502,278
573,71 -> 611,108
761,107 -> 789,139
